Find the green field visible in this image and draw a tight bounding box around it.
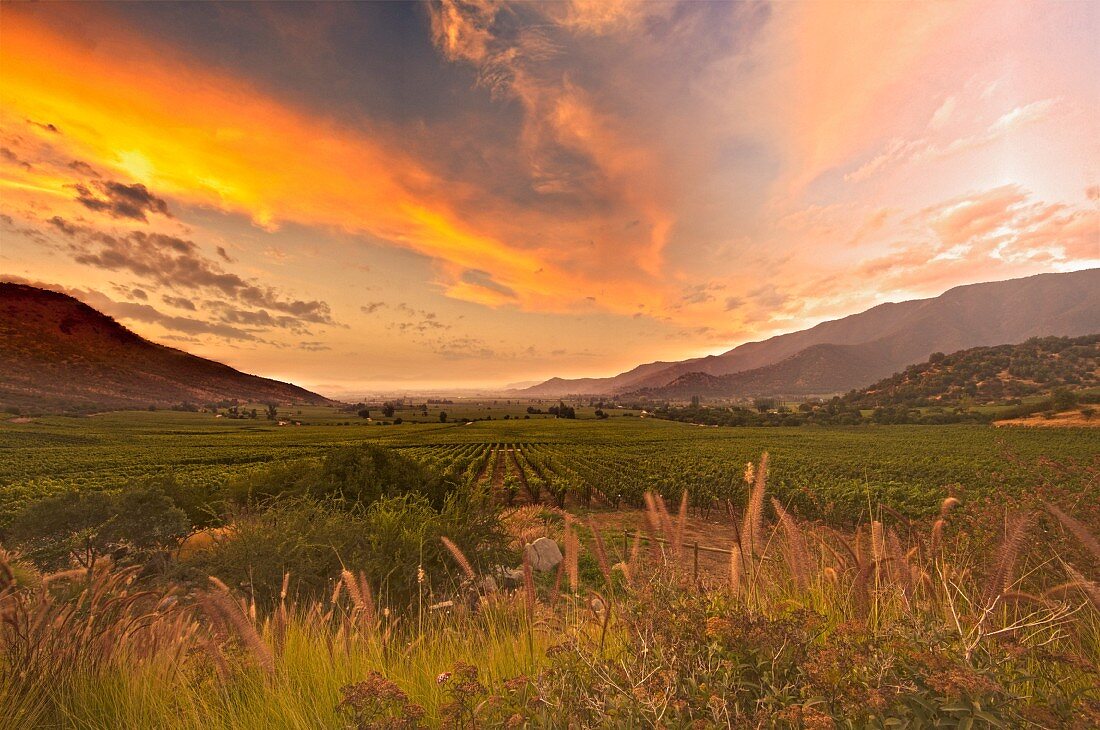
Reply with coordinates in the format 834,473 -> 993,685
2,407 -> 1095,524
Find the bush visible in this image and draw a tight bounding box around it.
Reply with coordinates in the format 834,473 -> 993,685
228,444 -> 456,509
6,484 -> 188,571
188,489 -> 507,609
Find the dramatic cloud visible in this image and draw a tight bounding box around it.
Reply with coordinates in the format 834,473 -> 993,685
1,1 -> 1095,388
72,179 -> 171,221
162,295 -> 196,311
45,218 -> 335,326
1,147 -> 31,170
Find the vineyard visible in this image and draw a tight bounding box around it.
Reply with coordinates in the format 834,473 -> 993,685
1,408 -> 1096,526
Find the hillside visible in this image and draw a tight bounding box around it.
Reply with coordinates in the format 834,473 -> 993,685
625,341 -> 901,399
526,269 -> 1100,399
840,334 -> 1100,409
0,283 -> 336,412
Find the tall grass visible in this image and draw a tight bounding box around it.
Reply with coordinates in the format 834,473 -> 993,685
3,451 -> 1098,727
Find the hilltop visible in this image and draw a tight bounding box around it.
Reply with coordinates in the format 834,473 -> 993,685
0,283 -> 335,413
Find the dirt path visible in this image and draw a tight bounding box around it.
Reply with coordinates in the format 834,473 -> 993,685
509,447 -> 538,504
994,408 -> 1098,427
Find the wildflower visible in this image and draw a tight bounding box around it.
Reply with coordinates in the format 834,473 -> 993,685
437,671 -> 452,685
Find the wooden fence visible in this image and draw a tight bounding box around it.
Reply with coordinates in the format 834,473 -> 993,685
621,529 -> 735,582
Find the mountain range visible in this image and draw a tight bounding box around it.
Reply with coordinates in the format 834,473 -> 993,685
518,269 -> 1100,399
0,283 -> 334,412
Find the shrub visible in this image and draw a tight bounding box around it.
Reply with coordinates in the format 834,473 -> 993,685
187,489 -> 507,609
227,444 -> 456,509
6,485 -> 188,571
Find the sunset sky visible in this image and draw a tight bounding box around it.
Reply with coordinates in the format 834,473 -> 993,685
1,1 -> 1097,394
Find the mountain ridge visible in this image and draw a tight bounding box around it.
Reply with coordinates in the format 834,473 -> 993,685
0,283 -> 336,412
520,269 -> 1100,398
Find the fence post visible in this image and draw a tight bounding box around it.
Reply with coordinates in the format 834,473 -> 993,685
623,529 -> 629,561
693,541 -> 699,582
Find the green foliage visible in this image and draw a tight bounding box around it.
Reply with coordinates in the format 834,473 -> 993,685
7,483 -> 188,570
188,490 -> 506,609
227,444 -> 455,509
844,334 -> 1100,409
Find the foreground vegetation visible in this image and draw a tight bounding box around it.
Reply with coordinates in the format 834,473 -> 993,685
2,450 -> 1099,728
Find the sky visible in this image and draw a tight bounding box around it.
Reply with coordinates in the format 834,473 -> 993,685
1,0 -> 1097,395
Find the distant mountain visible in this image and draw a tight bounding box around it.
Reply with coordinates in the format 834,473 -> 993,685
503,380 -> 543,390
520,269 -> 1100,399
0,283 -> 336,412
840,334 -> 1100,408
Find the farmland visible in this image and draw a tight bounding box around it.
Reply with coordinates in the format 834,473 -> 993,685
1,405 -> 1095,526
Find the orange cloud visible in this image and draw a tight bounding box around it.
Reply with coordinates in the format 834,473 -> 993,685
756,0 -> 976,194
0,8 -> 659,317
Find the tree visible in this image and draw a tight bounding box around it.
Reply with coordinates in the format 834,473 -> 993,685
551,400 -> 576,419
9,485 -> 188,571
439,410 -> 448,423
690,395 -> 701,408
382,403 -> 396,418
265,403 -> 278,420
358,408 -> 371,419
753,398 -> 777,413
1051,387 -> 1078,412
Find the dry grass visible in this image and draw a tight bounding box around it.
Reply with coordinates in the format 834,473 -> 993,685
3,451 -> 1099,727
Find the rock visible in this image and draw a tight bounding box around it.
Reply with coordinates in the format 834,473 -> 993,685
524,536 -> 563,572
494,565 -> 525,587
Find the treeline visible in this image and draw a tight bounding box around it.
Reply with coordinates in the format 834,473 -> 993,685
650,400 -> 984,427
649,388 -> 1099,427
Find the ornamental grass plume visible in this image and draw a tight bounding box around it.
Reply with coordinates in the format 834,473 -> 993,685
741,452 -> 768,557
771,498 -> 810,591
549,559 -> 565,604
441,536 -> 476,581
340,569 -> 377,629
1044,501 -> 1100,565
982,512 -> 1038,607
522,551 -> 536,617
202,576 -> 274,676
728,544 -> 743,598
587,518 -> 613,587
674,490 -> 688,560
565,528 -> 580,593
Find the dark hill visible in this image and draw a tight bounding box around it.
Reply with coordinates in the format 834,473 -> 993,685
0,283 -> 336,412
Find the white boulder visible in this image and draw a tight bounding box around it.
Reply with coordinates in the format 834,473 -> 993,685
524,536 -> 563,572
